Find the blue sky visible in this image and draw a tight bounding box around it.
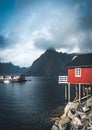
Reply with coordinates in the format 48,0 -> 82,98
0,0 -> 92,67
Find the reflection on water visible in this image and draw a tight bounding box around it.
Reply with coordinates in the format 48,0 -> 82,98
0,77 -> 75,130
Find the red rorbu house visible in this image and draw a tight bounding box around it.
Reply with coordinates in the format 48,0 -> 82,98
59,53 -> 92,103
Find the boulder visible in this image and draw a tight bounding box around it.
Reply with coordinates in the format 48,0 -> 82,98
60,116 -> 70,125
82,105 -> 89,112
55,118 -> 60,126
72,117 -> 83,127
51,125 -> 59,130
58,120 -> 67,130
68,110 -> 75,119
86,97 -> 92,107
51,97 -> 92,130
64,102 -> 79,116
77,111 -> 86,120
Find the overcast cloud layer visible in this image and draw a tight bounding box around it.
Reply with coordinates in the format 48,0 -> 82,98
0,0 -> 92,67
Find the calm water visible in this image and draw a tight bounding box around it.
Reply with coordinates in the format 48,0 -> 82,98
0,77 -> 75,130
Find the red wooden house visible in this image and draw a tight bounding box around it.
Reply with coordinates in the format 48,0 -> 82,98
68,54 -> 92,84
67,53 -> 92,102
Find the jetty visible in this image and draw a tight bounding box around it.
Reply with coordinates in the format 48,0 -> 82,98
0,74 -> 25,83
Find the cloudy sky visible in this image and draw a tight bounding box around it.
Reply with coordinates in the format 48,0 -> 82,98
0,0 -> 92,67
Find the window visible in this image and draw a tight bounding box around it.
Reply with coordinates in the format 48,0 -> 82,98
75,68 -> 81,77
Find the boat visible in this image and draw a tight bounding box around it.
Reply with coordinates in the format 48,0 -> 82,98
4,80 -> 10,84
0,74 -> 25,83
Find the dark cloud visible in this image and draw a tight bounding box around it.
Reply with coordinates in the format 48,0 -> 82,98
79,0 -> 92,30
0,32 -> 20,49
15,0 -> 78,12
79,31 -> 92,52
33,4 -> 79,51
33,0 -> 92,53
1,0 -> 92,53
0,0 -> 92,66
34,38 -> 53,50
34,37 -> 76,52
15,0 -> 46,10
77,0 -> 92,52
34,38 -> 62,50
0,35 -> 10,48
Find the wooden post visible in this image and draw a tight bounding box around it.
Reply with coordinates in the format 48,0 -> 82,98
81,85 -> 83,98
65,84 -> 67,103
76,84 -> 79,99
89,86 -> 91,95
79,84 -> 81,103
68,83 -> 70,102
83,86 -> 85,96
87,87 -> 89,97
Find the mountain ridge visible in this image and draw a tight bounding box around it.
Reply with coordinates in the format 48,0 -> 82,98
0,49 -> 77,76
27,49 -> 76,76
0,62 -> 28,75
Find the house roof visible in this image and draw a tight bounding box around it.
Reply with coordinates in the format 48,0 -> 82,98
67,53 -> 92,68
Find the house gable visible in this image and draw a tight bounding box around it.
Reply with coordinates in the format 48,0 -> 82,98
67,53 -> 92,84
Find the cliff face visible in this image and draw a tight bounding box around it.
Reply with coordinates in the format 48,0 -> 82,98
0,62 -> 27,75
27,49 -> 75,76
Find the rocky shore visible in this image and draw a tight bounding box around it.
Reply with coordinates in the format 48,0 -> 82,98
51,97 -> 92,130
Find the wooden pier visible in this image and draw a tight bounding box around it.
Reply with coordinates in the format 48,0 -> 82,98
58,76 -> 69,102
59,75 -> 92,103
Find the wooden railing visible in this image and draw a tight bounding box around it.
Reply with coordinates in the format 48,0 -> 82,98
58,76 -> 68,84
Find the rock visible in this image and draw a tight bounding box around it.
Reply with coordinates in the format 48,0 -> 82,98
64,102 -> 73,116
51,125 -> 59,130
55,118 -> 60,126
88,111 -> 92,118
88,112 -> 92,126
64,102 -> 79,116
68,110 -> 75,119
86,97 -> 92,107
60,116 -> 70,125
76,111 -> 86,120
82,105 -> 89,112
51,97 -> 92,130
58,120 -> 67,130
58,117 -> 70,130
77,103 -> 83,112
72,117 -> 83,127
70,102 -> 79,110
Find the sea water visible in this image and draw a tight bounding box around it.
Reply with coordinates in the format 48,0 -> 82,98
0,77 -> 75,130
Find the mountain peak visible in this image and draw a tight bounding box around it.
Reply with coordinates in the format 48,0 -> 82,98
45,48 -> 58,55
28,50 -> 75,76
46,48 -> 55,51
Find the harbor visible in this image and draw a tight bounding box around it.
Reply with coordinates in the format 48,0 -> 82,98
0,74 -> 25,83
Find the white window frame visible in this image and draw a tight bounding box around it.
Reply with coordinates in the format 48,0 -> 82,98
75,68 -> 81,77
